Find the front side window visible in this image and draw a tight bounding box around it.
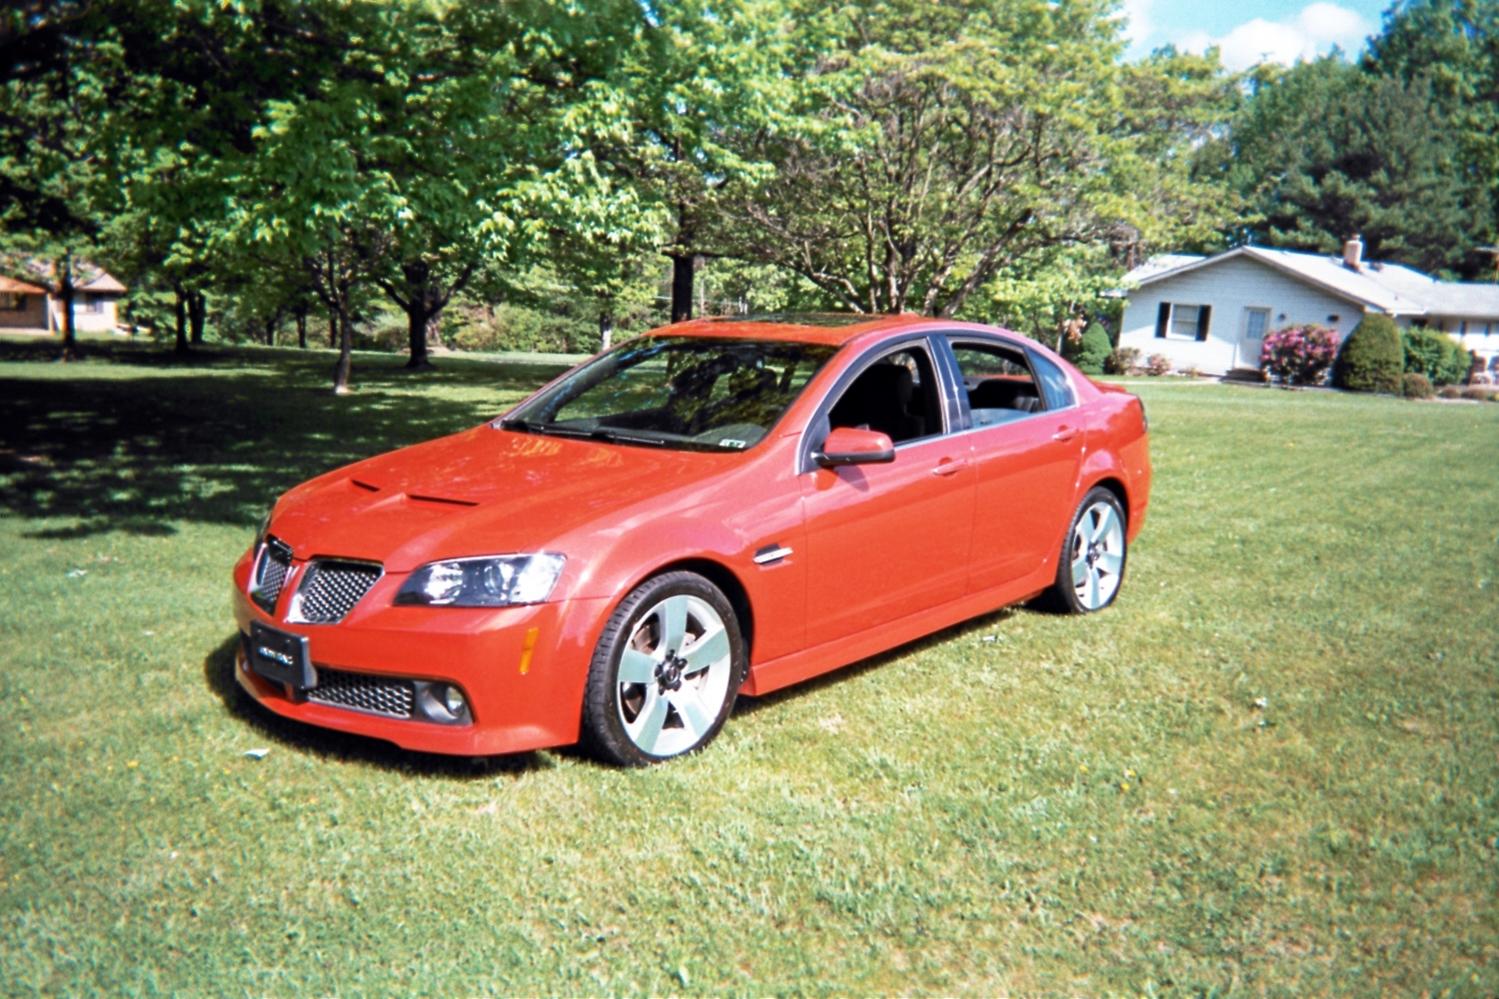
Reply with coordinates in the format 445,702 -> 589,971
950,340 -> 1045,428
503,336 -> 838,452
826,345 -> 944,445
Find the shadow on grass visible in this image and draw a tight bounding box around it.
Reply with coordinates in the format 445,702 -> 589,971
202,634 -> 552,778
0,341 -> 572,538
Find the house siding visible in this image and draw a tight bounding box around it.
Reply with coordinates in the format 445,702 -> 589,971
0,294 -> 49,331
1119,256 -> 1369,376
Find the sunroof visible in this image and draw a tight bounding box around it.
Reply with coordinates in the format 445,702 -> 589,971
709,312 -> 900,328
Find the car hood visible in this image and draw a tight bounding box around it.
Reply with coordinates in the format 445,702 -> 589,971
267,425 -> 737,572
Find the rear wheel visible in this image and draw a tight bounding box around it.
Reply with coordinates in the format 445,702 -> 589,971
581,571 -> 745,766
1051,488 -> 1128,613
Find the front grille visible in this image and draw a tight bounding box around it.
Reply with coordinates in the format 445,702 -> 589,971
307,667 -> 415,718
289,559 -> 382,624
251,539 -> 293,614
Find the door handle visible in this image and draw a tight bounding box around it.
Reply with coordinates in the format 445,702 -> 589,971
931,457 -> 968,477
1052,427 -> 1078,443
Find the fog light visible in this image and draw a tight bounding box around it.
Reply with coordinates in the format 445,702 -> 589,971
414,681 -> 471,724
442,685 -> 467,716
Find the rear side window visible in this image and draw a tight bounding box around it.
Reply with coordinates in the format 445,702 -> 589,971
1030,352 -> 1077,410
949,340 -> 1043,428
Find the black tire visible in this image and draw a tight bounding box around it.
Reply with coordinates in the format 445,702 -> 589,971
1049,487 -> 1128,614
580,571 -> 746,766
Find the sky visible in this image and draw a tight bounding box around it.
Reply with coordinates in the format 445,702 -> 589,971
1121,0 -> 1393,71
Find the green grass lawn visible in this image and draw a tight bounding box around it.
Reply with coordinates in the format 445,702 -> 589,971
1,341 -> 1496,995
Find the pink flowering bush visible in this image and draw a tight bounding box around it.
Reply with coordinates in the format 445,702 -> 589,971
1260,325 -> 1339,386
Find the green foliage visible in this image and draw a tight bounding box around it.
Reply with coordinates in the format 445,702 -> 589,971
1401,371 -> 1435,398
1402,327 -> 1472,386
1222,58 -> 1481,274
1335,314 -> 1404,393
734,1 -> 1239,316
1062,322 -> 1113,374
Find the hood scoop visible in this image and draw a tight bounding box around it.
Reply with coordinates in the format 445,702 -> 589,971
345,476 -> 478,508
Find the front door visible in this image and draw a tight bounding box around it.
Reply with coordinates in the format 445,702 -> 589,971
1238,307 -> 1270,368
800,343 -> 975,649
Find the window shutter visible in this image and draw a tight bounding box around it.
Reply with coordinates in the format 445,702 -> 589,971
1196,305 -> 1212,342
1155,302 -> 1170,338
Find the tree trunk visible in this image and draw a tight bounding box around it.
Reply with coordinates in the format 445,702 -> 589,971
174,285 -> 189,355
670,253 -> 696,323
328,309 -> 337,348
399,261 -> 444,370
295,307 -> 307,349
58,253 -> 78,361
263,314 -> 276,346
188,291 -> 206,345
332,308 -> 353,394
599,310 -> 614,352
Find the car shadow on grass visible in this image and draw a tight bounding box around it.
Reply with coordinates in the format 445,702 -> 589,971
202,634 -> 553,778
734,605 -> 1023,715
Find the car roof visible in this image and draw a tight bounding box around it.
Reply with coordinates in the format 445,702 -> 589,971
647,313 -> 931,348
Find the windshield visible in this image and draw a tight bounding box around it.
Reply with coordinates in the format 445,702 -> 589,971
500,336 -> 840,452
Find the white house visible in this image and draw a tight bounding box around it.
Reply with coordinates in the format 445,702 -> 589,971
0,258 -> 127,335
1117,240 -> 1499,377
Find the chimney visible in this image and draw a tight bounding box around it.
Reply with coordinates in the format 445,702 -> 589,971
1343,234 -> 1364,271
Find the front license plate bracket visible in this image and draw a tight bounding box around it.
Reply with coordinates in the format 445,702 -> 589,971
247,621 -> 317,690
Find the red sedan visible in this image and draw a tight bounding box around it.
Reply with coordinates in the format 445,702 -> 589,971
231,314 -> 1150,765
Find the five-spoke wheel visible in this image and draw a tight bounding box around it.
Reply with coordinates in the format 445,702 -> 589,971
582,572 -> 745,766
1052,487 -> 1128,614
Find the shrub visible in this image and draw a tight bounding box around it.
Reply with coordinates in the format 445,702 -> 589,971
1402,326 -> 1471,386
1437,385 -> 1464,399
1145,353 -> 1172,376
1104,346 -> 1141,375
1061,321 -> 1112,375
1401,372 -> 1434,399
1334,314 -> 1402,393
1259,324 -> 1339,387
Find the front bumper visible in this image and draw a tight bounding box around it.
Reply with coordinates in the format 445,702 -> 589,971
230,551 -> 610,756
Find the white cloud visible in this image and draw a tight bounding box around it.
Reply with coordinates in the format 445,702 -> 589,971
1178,2 -> 1373,72
1118,0 -> 1154,46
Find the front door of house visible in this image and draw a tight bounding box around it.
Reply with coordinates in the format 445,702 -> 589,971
1238,307 -> 1269,368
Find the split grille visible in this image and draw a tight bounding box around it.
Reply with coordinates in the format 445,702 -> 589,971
251,539 -> 293,614
307,667 -> 415,719
290,560 -> 382,624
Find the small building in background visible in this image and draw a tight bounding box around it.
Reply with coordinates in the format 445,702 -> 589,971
1117,239 -> 1499,377
0,258 -> 127,334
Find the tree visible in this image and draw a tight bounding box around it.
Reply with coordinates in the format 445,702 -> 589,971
1365,0 -> 1499,276
1224,56 -> 1483,274
0,0 -> 120,358
729,0 -> 1237,317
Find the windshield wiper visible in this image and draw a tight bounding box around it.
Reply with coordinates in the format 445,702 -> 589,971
499,418 -> 666,447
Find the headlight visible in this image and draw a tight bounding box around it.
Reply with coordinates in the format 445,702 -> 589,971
395,553 -> 566,607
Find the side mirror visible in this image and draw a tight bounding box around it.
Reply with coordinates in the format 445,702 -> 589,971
813,426 -> 896,468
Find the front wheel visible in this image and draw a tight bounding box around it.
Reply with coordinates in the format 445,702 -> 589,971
1051,487 -> 1128,614
581,571 -> 746,766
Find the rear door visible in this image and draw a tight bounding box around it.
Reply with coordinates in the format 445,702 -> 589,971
940,336 -> 1085,593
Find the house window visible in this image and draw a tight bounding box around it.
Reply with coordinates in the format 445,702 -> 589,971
1244,308 -> 1269,342
1155,302 -> 1212,341
0,293 -> 24,311
83,294 -> 106,314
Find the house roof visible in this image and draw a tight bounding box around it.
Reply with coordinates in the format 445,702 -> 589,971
0,275 -> 47,294
1123,245 -> 1499,320
0,256 -> 126,295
